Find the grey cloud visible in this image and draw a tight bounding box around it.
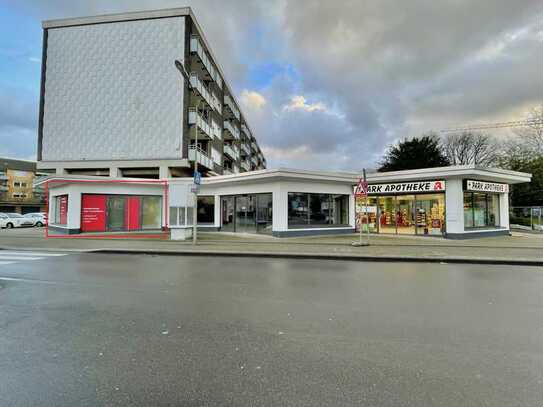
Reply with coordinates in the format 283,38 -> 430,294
5,0 -> 543,170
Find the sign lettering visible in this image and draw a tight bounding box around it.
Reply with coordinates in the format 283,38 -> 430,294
466,180 -> 508,193
359,180 -> 446,195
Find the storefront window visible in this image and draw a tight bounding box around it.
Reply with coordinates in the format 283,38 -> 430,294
463,192 -> 500,229
197,196 -> 215,224
396,195 -> 416,235
141,196 -> 162,229
256,194 -> 273,234
378,196 -> 396,234
288,193 -> 309,226
288,193 -> 349,228
415,194 -> 445,235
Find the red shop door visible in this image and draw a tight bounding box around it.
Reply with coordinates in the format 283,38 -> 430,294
81,195 -> 107,232
125,197 -> 141,231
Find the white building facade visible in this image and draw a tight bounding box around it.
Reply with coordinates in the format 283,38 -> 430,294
40,166 -> 531,239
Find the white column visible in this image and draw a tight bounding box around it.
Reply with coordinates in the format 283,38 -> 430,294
445,178 -> 464,234
67,189 -> 82,230
55,168 -> 67,175
109,167 -> 121,177
159,166 -> 171,179
500,193 -> 510,229
273,183 -> 288,232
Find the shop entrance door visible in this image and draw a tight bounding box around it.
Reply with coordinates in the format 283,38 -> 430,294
235,195 -> 257,234
107,196 -> 125,231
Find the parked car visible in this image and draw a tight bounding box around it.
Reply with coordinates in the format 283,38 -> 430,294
0,213 -> 35,228
24,212 -> 47,227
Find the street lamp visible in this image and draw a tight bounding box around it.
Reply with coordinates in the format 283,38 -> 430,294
175,60 -> 200,245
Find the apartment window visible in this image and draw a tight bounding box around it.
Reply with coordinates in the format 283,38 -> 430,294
288,193 -> 349,228
13,181 -> 21,187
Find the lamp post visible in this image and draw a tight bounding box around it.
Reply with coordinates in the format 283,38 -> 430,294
175,60 -> 200,245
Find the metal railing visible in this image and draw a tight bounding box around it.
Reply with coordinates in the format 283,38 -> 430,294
188,145 -> 214,169
224,95 -> 241,121
240,160 -> 250,172
223,120 -> 240,140
241,143 -> 251,155
510,206 -> 543,231
188,108 -> 213,139
189,73 -> 221,113
190,35 -> 223,89
223,144 -> 239,161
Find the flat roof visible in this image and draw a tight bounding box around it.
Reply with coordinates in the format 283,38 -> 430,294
38,166 -> 532,188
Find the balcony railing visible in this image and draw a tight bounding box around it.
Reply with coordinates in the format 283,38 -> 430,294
190,35 -> 223,90
223,120 -> 240,140
211,147 -> 222,166
188,145 -> 214,169
251,156 -> 259,166
0,173 -> 8,181
241,143 -> 251,155
224,95 -> 241,121
240,160 -> 250,172
212,119 -> 222,140
190,73 -> 221,113
223,144 -> 240,161
241,123 -> 251,138
188,108 -> 213,139
251,142 -> 258,151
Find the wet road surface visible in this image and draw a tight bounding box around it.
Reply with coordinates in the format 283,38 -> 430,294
1,253 -> 542,406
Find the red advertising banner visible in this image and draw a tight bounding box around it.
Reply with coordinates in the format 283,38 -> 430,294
59,195 -> 68,225
81,195 -> 107,232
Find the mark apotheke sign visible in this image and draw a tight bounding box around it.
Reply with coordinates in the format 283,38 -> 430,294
466,180 -> 509,193
358,180 -> 446,195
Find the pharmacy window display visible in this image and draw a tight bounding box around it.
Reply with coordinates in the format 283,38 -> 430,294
357,181 -> 446,236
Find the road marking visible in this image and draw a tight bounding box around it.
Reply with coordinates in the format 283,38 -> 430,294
0,256 -> 42,261
0,251 -> 67,257
0,251 -> 69,267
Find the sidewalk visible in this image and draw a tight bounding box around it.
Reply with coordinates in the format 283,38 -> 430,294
1,228 -> 543,266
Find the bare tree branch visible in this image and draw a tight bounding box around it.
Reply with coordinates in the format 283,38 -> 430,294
441,131 -> 498,166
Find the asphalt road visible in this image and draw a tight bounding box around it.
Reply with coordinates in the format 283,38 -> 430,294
1,253 -> 542,406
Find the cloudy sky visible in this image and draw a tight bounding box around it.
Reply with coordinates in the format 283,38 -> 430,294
1,0 -> 543,170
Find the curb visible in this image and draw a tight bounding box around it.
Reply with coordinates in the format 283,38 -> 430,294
93,248 -> 543,267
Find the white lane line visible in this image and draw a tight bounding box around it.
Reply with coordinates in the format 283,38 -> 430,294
0,251 -> 68,257
0,256 -> 42,261
0,261 -> 15,265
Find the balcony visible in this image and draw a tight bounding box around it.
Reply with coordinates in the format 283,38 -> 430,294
251,141 -> 258,151
241,143 -> 251,156
224,95 -> 241,121
251,156 -> 259,166
188,108 -> 214,139
223,120 -> 240,140
190,73 -> 221,113
212,119 -> 222,140
241,123 -> 251,138
240,160 -> 250,172
223,144 -> 239,161
190,35 -> 223,90
188,145 -> 214,169
0,172 -> 8,181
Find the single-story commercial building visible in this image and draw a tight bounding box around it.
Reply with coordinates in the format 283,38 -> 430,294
39,165 -> 531,239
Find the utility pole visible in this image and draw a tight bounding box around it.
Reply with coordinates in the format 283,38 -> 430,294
174,60 -> 201,245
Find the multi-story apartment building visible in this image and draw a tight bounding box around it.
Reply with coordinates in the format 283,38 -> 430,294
37,7 -> 266,178
0,157 -> 47,213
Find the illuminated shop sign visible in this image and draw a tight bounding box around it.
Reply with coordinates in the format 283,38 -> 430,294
465,180 -> 509,193
364,180 -> 445,195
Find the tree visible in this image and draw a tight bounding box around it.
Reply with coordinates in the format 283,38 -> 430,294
441,131 -> 498,166
504,153 -> 543,206
378,134 -> 450,172
515,106 -> 543,153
